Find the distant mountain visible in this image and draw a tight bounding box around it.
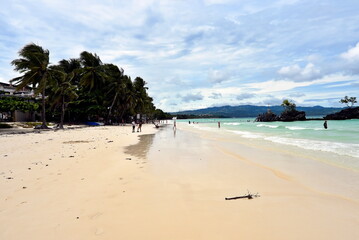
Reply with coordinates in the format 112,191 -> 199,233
173,105 -> 343,118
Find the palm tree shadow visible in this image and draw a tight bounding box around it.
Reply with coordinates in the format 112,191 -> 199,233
124,134 -> 155,159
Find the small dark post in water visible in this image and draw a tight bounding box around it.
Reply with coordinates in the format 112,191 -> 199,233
324,120 -> 328,129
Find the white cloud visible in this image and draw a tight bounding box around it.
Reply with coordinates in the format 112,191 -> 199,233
209,93 -> 222,99
181,93 -> 204,102
247,73 -> 357,94
341,42 -> 359,62
278,63 -> 321,82
289,92 -> 305,98
203,0 -> 236,5
207,69 -> 229,83
2,0 -> 359,111
262,96 -> 283,106
236,93 -> 255,100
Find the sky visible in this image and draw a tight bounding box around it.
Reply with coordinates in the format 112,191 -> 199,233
1,0 -> 359,111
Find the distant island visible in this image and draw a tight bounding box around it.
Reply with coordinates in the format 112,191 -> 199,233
173,105 -> 343,118
254,98 -> 358,121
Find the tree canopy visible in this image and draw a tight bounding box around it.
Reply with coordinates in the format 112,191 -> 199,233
10,43 -> 54,128
281,99 -> 296,112
340,96 -> 357,108
6,43 -> 168,125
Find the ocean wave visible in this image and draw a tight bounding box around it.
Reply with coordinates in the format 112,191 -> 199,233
224,122 -> 241,126
285,126 -> 307,130
256,124 -> 279,128
286,126 -> 327,131
229,130 -> 263,139
264,136 -> 359,158
191,125 -> 218,132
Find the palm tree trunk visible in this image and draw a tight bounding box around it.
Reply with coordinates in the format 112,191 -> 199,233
39,72 -> 49,129
108,92 -> 118,122
119,107 -> 126,123
41,87 -> 48,129
60,95 -> 65,129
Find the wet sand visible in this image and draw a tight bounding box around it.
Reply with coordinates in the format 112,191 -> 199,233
1,123 -> 358,239
117,124 -> 359,239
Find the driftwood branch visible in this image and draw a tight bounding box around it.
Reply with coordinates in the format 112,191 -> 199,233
225,191 -> 260,200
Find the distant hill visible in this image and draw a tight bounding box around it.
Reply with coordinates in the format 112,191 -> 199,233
173,105 -> 343,118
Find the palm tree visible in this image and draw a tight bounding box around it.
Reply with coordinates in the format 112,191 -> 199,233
133,77 -> 154,117
49,59 -> 80,129
118,75 -> 136,121
58,58 -> 81,85
103,63 -> 125,122
11,43 -> 52,128
77,51 -> 108,121
78,51 -> 106,90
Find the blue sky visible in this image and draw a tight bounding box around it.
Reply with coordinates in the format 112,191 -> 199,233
1,0 -> 359,111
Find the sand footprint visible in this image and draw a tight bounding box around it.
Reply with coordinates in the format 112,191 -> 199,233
89,212 -> 103,220
95,227 -> 104,235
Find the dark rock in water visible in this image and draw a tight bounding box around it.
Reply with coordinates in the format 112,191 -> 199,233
324,107 -> 359,120
278,110 -> 306,121
256,111 -> 277,122
256,109 -> 306,122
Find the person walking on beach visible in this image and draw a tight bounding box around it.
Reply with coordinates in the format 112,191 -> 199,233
218,121 -> 220,128
323,120 -> 328,129
132,120 -> 136,133
137,121 -> 142,132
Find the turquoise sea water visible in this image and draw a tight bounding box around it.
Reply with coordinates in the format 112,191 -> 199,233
178,118 -> 359,170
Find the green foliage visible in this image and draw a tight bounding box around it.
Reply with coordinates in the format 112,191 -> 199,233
281,99 -> 296,112
0,97 -> 39,112
340,96 -> 357,107
10,43 -> 51,95
152,109 -> 172,120
11,43 -> 53,128
0,123 -> 12,128
79,51 -> 106,90
9,43 -> 163,125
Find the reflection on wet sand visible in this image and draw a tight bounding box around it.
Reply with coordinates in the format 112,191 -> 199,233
124,134 -> 155,159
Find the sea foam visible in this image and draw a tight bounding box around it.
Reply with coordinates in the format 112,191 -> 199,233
256,124 -> 279,128
229,130 -> 263,139
224,122 -> 241,126
264,136 -> 359,158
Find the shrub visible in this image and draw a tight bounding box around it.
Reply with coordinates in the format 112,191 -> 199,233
0,123 -> 12,128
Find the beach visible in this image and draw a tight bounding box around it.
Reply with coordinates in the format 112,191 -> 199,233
1,123 -> 358,239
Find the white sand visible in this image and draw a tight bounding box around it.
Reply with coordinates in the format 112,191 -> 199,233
1,123 -> 358,240
0,125 -> 156,239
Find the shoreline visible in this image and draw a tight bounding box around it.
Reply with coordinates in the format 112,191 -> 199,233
1,123 -> 358,239
182,118 -> 359,169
